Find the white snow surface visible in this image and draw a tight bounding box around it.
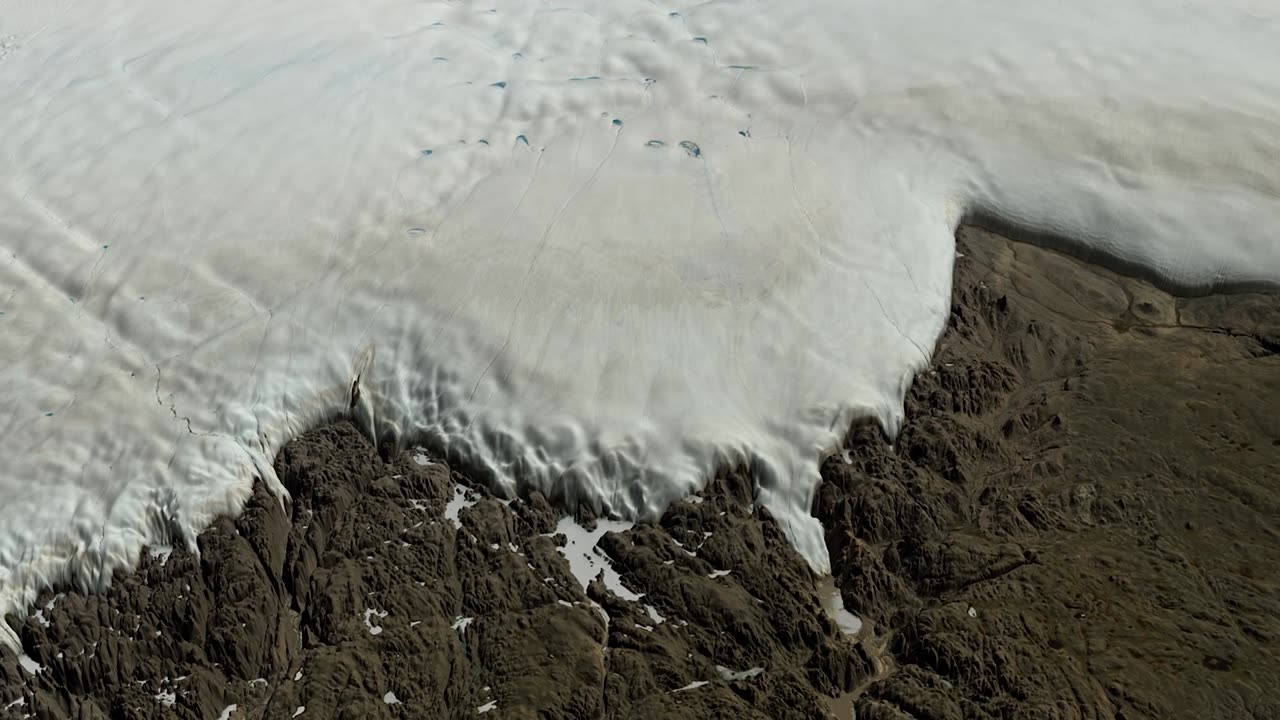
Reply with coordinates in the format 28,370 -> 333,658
672,680 -> 709,693
362,608 -> 388,636
819,576 -> 863,636
716,665 -> 764,681
17,653 -> 43,675
147,545 -> 173,568
555,517 -> 642,601
3,0 -> 1280,647
645,604 -> 666,624
444,486 -> 478,530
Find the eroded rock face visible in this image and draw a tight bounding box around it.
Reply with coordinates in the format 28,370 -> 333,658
822,227 -> 1280,720
4,227 -> 1280,719
1,423 -> 870,719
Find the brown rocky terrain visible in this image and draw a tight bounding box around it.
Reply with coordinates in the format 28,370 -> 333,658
0,425 -> 871,720
3,226 -> 1278,719
829,227 -> 1280,720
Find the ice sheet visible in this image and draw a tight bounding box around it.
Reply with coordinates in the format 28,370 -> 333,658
3,0 -> 1280,646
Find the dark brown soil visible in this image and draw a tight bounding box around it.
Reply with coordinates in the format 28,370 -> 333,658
3,226 -> 1278,719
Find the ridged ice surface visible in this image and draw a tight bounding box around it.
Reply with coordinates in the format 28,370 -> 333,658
3,0 -> 1280,645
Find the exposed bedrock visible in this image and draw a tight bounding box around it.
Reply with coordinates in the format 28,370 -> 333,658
4,226 -> 1279,719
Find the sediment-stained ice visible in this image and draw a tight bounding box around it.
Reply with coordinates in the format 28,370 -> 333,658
3,0 -> 1280,646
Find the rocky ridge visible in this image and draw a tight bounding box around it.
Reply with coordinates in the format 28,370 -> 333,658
4,226 -> 1279,719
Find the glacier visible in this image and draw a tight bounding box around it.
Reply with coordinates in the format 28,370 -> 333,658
2,0 -> 1280,647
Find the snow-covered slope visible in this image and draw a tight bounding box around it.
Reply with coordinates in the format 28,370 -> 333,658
2,0 -> 1279,646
